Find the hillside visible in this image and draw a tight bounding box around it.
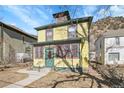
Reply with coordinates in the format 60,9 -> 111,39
90,16 -> 124,51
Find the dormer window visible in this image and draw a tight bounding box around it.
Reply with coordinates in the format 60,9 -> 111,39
46,29 -> 53,41
68,24 -> 77,39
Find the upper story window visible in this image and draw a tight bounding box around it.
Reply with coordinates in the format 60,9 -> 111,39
46,29 -> 53,41
115,37 -> 120,45
68,24 -> 77,39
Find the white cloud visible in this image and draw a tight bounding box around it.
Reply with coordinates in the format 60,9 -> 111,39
83,6 -> 97,16
5,6 -> 41,27
94,8 -> 110,20
91,5 -> 124,22
109,5 -> 124,16
2,5 -> 124,29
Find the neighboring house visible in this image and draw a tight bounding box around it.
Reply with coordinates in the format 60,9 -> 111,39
0,22 -> 37,64
95,29 -> 124,64
33,11 -> 93,72
89,52 -> 96,62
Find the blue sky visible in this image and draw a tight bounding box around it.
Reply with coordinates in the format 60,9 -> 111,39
0,5 -> 124,35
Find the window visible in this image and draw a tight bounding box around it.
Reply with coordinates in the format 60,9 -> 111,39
46,29 -> 53,41
56,43 -> 79,58
35,46 -> 43,59
71,43 -> 80,58
63,44 -> 70,57
115,37 -> 120,45
56,44 -> 71,58
108,53 -> 119,61
56,45 -> 64,58
68,24 -> 77,38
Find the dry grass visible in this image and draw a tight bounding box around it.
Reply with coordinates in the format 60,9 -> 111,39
25,70 -> 109,88
0,65 -> 28,88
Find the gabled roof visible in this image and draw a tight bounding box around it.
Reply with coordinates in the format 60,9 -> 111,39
95,29 -> 124,44
35,16 -> 93,31
0,21 -> 37,40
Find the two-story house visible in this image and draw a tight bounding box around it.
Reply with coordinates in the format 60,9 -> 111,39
33,11 -> 93,72
95,29 -> 124,64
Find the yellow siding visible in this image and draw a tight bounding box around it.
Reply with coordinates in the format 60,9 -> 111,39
81,42 -> 89,69
34,21 -> 90,71
77,22 -> 89,69
77,22 -> 88,37
33,59 -> 45,67
54,58 -> 79,68
54,26 -> 68,40
38,30 -> 45,42
34,57 -> 80,68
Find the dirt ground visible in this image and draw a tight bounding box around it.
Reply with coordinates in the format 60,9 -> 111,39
25,70 -> 109,88
1,62 -> 123,88
0,63 -> 30,88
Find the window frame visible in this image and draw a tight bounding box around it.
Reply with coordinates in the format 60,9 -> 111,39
115,37 -> 120,45
68,24 -> 77,39
35,46 -> 43,59
70,43 -> 80,58
63,44 -> 71,58
46,28 -> 53,41
56,43 -> 80,59
108,52 -> 120,61
56,45 -> 62,58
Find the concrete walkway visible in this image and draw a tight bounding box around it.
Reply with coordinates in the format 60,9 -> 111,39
4,68 -> 51,88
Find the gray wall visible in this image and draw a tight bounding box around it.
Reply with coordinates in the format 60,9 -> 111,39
0,26 -> 2,62
0,26 -> 37,64
104,37 -> 124,64
95,36 -> 104,64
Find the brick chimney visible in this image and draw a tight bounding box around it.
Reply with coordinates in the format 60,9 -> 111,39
53,11 -> 71,23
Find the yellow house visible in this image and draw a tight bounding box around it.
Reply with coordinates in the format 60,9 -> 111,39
33,11 -> 93,72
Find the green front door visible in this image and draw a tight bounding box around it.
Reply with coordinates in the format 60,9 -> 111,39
45,48 -> 54,67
